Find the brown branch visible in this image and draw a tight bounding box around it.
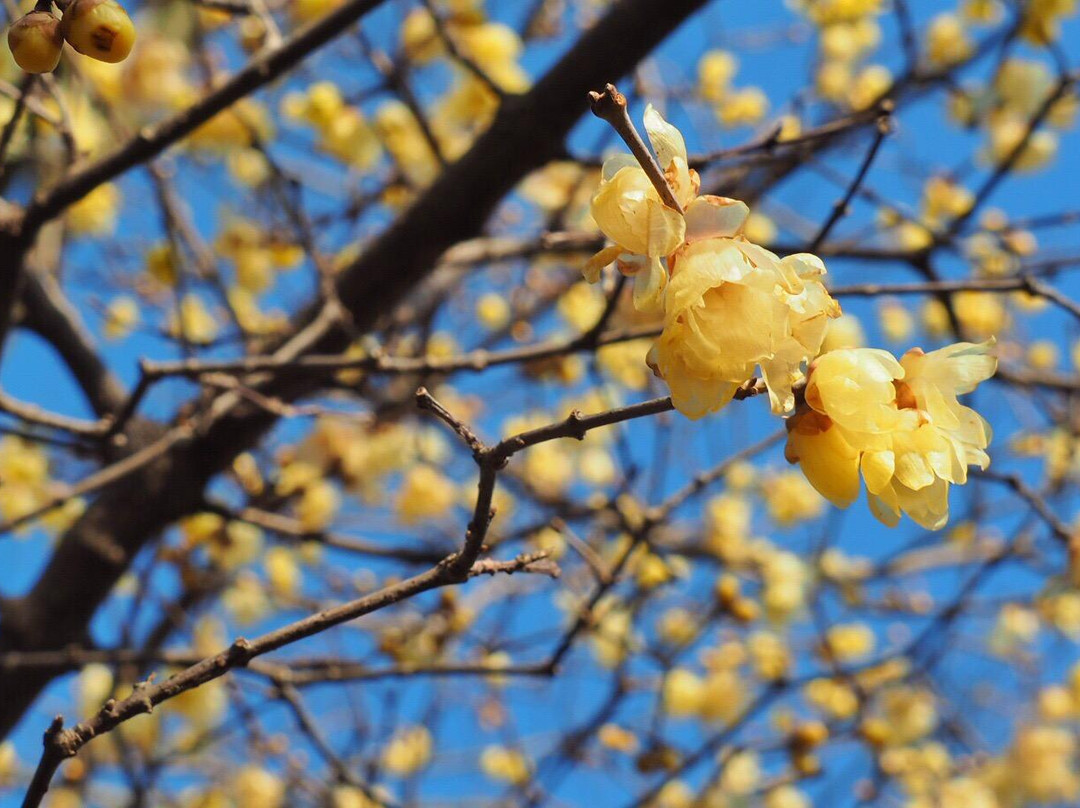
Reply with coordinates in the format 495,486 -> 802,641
18,548 -> 555,808
588,83 -> 684,213
0,389 -> 112,437
808,108 -> 892,252
974,469 -> 1072,545
0,74 -> 33,181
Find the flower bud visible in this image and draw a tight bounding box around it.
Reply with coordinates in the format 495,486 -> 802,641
60,0 -> 134,63
7,11 -> 63,74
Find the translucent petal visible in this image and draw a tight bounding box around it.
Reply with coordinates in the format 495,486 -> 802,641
660,365 -> 740,419
683,196 -> 749,243
601,153 -> 639,182
894,449 -> 935,491
643,104 -> 687,169
868,492 -> 902,527
895,477 -> 950,530
591,166 -> 685,256
583,245 -> 622,283
860,450 -> 895,494
633,257 -> 667,315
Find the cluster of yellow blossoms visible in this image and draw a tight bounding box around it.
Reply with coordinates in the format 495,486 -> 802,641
588,105 -> 841,416
696,49 -> 769,128
587,107 -> 997,529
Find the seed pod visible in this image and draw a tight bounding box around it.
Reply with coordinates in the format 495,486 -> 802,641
60,0 -> 135,63
7,10 -> 64,74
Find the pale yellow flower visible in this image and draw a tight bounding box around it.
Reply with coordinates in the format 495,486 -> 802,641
381,726 -> 433,776
479,745 -> 530,785
698,49 -> 738,101
647,237 -> 839,417
587,106 -> 756,312
925,13 -> 973,67
662,668 -> 705,717
787,341 -> 996,529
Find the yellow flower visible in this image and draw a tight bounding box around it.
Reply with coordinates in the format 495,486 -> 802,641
925,13 -> 973,67
804,677 -> 860,719
662,668 -> 705,717
763,470 -> 825,525
964,0 -> 1003,23
264,546 -> 301,598
587,105 -> 755,312
848,64 -> 892,111
1008,724 -> 1080,801
796,0 -> 884,26
921,176 -> 973,229
7,10 -> 63,73
761,549 -> 809,620
295,479 -> 339,531
67,182 -> 121,235
764,786 -> 810,808
653,781 -> 694,808
479,745 -> 530,785
332,787 -> 382,808
169,295 -> 219,345
476,292 -> 510,330
396,465 -> 456,523
748,630 -> 791,680
399,8 -> 441,62
232,767 -> 283,808
589,143 -> 684,256
1020,0 -> 1078,44
805,347 -> 906,434
647,238 -> 839,417
103,296 -> 138,340
824,622 -> 875,662
717,87 -> 769,127
879,299 -> 914,343
816,60 -> 854,103
60,0 -> 136,64
698,49 -> 738,101
598,724 -> 639,754
0,740 -> 16,787
787,341 -> 996,529
720,750 -> 761,795
985,112 -> 1058,171
381,726 -> 433,776
699,668 -> 745,723
374,100 -> 440,187
821,313 -> 867,352
995,59 -> 1056,118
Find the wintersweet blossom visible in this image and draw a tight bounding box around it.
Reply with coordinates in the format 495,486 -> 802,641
786,340 -> 996,529
647,235 -> 840,417
587,105 -> 758,313
587,107 -> 840,417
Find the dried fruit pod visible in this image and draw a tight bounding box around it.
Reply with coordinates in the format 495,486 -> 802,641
60,0 -> 135,63
7,10 -> 64,74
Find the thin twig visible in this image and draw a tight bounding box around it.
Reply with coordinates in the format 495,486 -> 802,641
808,108 -> 892,252
588,83 -> 684,213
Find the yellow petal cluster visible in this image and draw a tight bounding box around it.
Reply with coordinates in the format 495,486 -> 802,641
282,81 -> 381,169
588,108 -> 840,417
648,240 -> 840,417
786,341 -> 997,529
